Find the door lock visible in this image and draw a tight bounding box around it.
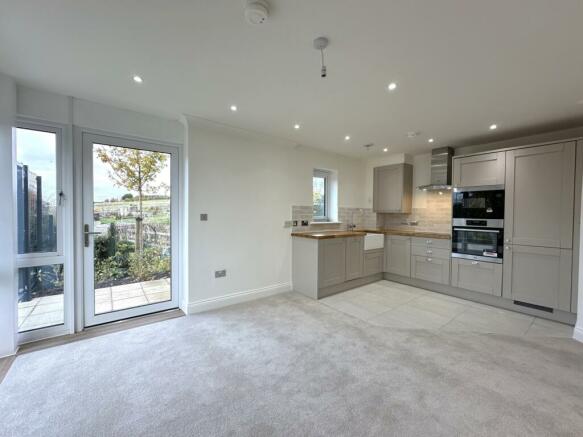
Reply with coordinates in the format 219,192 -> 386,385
84,224 -> 101,247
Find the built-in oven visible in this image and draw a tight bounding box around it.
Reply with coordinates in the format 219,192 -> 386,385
452,186 -> 504,220
451,219 -> 504,263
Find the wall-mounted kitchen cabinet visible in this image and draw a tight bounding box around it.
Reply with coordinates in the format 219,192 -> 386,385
502,245 -> 572,311
384,235 -> 411,277
504,142 -> 575,249
451,258 -> 502,296
452,151 -> 505,187
373,163 -> 413,213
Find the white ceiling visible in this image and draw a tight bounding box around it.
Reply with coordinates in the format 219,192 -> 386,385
1,0 -> 583,157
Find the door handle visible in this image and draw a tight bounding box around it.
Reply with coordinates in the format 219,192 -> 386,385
84,224 -> 101,247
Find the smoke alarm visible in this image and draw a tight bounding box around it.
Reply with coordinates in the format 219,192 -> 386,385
245,0 -> 269,25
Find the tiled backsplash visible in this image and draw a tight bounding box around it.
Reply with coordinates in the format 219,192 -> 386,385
291,192 -> 452,233
291,206 -> 379,232
381,191 -> 452,232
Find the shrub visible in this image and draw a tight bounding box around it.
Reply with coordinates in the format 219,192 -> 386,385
128,247 -> 170,281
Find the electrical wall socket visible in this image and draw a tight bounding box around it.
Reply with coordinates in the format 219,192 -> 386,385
215,269 -> 226,278
301,220 -> 309,226
200,213 -> 208,221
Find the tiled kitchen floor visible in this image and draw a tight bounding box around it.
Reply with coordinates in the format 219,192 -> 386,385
320,280 -> 574,337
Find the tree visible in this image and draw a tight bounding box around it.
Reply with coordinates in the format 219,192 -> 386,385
95,146 -> 167,251
121,193 -> 134,201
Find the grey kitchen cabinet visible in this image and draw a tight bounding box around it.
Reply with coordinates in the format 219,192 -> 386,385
318,238 -> 347,288
505,142 -> 575,249
384,236 -> 411,277
411,256 -> 450,285
373,163 -> 413,213
451,258 -> 502,296
345,236 -> 364,281
452,151 -> 505,187
364,249 -> 384,276
502,244 -> 572,311
410,237 -> 451,250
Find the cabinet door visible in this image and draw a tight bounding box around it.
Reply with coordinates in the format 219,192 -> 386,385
364,250 -> 384,276
411,256 -> 450,285
373,164 -> 412,213
345,237 -> 364,281
505,142 -> 575,248
318,239 -> 346,288
384,236 -> 411,277
452,152 -> 505,187
502,245 -> 572,311
451,258 -> 502,296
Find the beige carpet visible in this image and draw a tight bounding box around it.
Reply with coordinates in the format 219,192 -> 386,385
1,292 -> 582,436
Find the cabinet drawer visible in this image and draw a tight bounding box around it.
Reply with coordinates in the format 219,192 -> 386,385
411,237 -> 451,250
364,250 -> 384,276
451,258 -> 502,296
411,256 -> 450,285
411,245 -> 450,259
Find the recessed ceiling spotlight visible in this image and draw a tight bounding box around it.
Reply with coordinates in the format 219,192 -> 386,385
383,147 -> 388,152
428,138 -> 434,143
387,82 -> 397,91
489,124 -> 498,130
294,123 -> 301,130
133,75 -> 143,84
230,105 -> 238,112
344,135 -> 351,141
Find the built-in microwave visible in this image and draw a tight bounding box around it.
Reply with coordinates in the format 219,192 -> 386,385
451,219 -> 504,263
452,186 -> 504,220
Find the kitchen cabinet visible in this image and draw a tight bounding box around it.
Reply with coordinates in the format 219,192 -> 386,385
345,236 -> 364,281
451,258 -> 502,296
502,244 -> 572,311
411,256 -> 450,284
384,236 -> 411,277
504,142 -> 575,249
318,239 -> 347,288
364,249 -> 384,276
373,163 -> 413,213
452,151 -> 505,187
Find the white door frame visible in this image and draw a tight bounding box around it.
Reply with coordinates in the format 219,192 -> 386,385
81,132 -> 179,327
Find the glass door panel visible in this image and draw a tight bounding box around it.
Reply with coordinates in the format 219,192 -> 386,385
83,134 -> 178,326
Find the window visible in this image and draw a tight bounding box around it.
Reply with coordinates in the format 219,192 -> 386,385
313,169 -> 330,221
15,126 -> 65,333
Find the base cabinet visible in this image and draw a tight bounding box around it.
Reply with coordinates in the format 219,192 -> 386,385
345,237 -> 365,281
364,250 -> 384,276
411,256 -> 450,284
451,258 -> 502,296
384,236 -> 411,277
502,245 -> 572,311
318,239 -> 347,288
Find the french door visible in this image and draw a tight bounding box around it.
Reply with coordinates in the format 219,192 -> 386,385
82,133 -> 179,326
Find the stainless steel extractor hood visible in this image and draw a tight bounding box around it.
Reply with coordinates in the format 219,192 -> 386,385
417,147 -> 454,191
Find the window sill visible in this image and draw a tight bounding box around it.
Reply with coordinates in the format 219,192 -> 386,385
309,221 -> 342,225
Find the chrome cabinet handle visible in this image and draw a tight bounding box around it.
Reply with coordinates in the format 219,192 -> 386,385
471,261 -> 479,265
426,258 -> 433,262
426,250 -> 433,254
426,240 -> 432,244
505,246 -> 511,251
505,238 -> 511,243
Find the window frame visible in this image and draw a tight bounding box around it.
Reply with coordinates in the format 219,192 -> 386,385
14,120 -> 73,343
15,123 -> 64,262
312,169 -> 331,222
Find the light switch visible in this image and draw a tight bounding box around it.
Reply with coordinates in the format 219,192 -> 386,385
200,213 -> 208,221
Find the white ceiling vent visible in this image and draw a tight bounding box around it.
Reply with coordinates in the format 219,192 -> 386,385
245,1 -> 269,25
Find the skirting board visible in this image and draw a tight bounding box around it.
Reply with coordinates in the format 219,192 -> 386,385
187,282 -> 291,314
574,326 -> 583,343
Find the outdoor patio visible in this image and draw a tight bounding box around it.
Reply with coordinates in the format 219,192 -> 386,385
18,278 -> 171,331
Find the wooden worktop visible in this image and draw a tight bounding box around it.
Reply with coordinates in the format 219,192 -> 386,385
291,228 -> 451,240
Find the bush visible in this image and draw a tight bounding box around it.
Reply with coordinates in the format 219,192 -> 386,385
128,247 -> 170,281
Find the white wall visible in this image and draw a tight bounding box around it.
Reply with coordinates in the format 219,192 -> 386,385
0,73 -> 17,357
184,116 -> 365,310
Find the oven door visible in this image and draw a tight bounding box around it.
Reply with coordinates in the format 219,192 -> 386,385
452,188 -> 504,220
452,227 -> 503,263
